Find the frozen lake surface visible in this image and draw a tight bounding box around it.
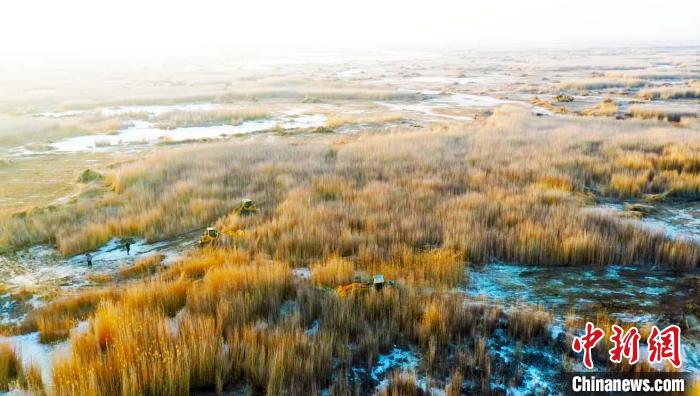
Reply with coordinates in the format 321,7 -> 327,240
468,263 -> 699,373
0,231 -> 197,325
591,201 -> 700,241
49,114 -> 326,152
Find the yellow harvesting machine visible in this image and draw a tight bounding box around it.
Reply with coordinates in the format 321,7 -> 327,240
198,199 -> 257,247
334,274 -> 387,297
198,227 -> 220,247
236,199 -> 257,216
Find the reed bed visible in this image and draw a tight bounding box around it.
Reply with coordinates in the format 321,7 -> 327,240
3,107 -> 700,271
605,71 -> 700,81
639,82 -> 700,100
41,255 -> 524,394
5,105 -> 700,392
153,107 -> 270,129
628,105 -> 698,122
559,77 -> 645,90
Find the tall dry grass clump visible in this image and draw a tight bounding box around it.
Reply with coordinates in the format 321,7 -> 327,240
153,107 -> 270,129
606,173 -> 648,197
53,301 -> 228,396
581,98 -> 619,117
118,253 -> 165,279
121,279 -> 190,316
628,105 -> 698,122
0,343 -> 21,391
639,82 -> 700,100
53,302 -> 183,396
445,370 -> 465,396
559,77 -> 644,90
160,248 -> 251,280
21,288 -> 119,343
22,362 -> 43,395
0,343 -> 43,394
379,372 -> 424,396
506,306 -> 552,341
228,323 -> 334,394
187,261 -> 292,313
176,313 -> 228,391
310,256 -> 355,287
371,248 -> 464,288
605,142 -> 700,201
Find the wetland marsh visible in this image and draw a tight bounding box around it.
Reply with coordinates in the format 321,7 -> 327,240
1,47 -> 699,394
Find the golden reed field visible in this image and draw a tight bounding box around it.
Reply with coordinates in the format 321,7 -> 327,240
0,44 -> 699,395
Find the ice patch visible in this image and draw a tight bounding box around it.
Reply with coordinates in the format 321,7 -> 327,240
45,113 -> 327,152
0,233 -> 196,329
370,346 -> 420,382
0,332 -> 68,388
467,262 -> 694,320
2,234 -> 195,291
306,320 -> 320,337
511,366 -> 556,396
591,201 -> 700,242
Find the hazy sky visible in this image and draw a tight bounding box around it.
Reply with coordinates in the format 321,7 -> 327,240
1,0 -> 698,56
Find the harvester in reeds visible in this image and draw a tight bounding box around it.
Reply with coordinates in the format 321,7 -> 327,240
198,199 -> 257,247
335,274 -> 393,297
